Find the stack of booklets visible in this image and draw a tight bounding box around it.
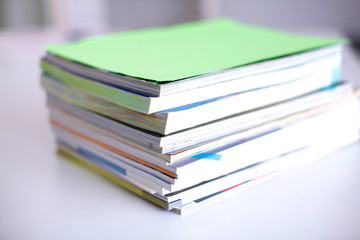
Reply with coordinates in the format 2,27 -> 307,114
41,19 -> 360,215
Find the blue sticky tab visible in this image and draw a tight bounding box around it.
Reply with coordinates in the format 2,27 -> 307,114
190,152 -> 222,161
331,67 -> 341,85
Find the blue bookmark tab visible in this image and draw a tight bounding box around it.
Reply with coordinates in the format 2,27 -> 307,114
331,67 -> 341,85
190,153 -> 222,161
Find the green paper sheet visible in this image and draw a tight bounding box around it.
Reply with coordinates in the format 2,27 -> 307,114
46,18 -> 346,82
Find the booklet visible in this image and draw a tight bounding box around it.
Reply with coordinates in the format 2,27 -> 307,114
46,18 -> 345,82
42,19 -> 346,114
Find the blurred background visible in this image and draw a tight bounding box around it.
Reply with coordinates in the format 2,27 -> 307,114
0,0 -> 359,34
0,0 -> 360,45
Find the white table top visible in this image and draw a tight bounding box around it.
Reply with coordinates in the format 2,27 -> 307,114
1,30 -> 359,240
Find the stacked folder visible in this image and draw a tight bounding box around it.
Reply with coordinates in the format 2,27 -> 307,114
41,19 -> 360,215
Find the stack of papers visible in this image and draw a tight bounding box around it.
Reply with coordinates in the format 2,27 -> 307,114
41,19 -> 360,215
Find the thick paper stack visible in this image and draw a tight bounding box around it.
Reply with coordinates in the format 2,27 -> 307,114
41,19 -> 360,215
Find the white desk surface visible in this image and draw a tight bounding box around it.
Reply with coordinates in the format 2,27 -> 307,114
1,29 -> 359,240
